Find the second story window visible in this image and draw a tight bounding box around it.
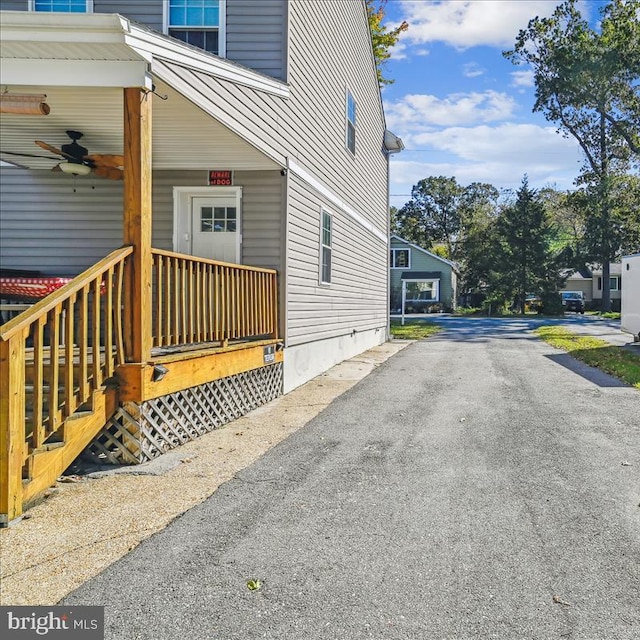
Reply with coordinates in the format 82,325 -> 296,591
33,0 -> 90,11
346,90 -> 356,155
390,249 -> 410,269
168,0 -> 222,55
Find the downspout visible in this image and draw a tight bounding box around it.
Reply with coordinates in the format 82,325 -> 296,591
384,129 -> 404,338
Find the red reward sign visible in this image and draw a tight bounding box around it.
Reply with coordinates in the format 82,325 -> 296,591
209,170 -> 233,185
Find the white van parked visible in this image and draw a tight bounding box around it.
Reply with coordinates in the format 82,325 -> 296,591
621,254 -> 640,342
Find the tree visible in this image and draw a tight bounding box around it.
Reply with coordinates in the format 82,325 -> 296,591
394,176 -> 464,258
492,177 -> 562,314
457,183 -> 501,296
366,0 -> 408,86
504,0 -> 640,311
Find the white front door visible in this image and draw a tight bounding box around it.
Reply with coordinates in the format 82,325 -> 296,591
175,187 -> 242,263
191,196 -> 240,263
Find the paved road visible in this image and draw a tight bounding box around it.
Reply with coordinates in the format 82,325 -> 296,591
64,319 -> 640,639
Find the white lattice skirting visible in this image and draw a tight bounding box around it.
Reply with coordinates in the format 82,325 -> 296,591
85,363 -> 283,464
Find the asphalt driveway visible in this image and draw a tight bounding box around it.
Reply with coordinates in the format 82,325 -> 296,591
64,318 -> 640,639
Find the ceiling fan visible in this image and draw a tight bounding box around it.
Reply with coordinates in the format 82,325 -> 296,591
2,130 -> 124,180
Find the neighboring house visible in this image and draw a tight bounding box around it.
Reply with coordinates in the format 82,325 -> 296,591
591,264 -> 623,308
561,264 -> 623,309
0,1 -> 402,524
389,236 -> 458,313
561,267 -> 594,302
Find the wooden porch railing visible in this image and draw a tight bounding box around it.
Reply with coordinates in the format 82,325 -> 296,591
0,246 -> 133,521
151,249 -> 278,348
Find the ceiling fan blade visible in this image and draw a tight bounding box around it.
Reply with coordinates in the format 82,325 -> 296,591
85,154 -> 124,168
35,140 -> 65,157
0,150 -> 60,161
93,165 -> 123,180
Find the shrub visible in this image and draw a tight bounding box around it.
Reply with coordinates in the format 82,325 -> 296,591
540,291 -> 564,315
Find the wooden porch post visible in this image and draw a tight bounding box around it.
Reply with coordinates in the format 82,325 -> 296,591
123,87 -> 153,363
0,334 -> 26,524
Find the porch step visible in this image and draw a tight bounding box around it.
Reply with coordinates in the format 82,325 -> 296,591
22,385 -> 118,507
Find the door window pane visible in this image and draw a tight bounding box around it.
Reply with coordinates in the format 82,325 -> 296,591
200,206 -> 213,232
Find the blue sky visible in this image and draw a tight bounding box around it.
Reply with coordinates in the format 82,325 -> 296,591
381,0 -> 609,209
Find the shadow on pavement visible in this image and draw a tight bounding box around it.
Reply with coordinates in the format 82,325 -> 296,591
544,352 -> 630,388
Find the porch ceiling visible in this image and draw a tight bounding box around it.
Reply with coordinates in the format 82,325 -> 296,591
0,83 -> 278,172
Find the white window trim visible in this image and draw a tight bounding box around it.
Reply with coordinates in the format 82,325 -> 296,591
319,208 -> 333,286
345,88 -> 356,156
172,185 -> 242,255
29,0 -> 93,10
402,279 -> 441,303
610,276 -> 620,291
163,0 -> 227,58
390,248 -> 410,269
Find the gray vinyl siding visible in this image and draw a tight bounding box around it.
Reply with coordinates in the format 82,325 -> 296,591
0,167 -> 282,276
0,0 -> 163,27
0,2 -> 27,10
94,2 -> 164,32
0,167 -> 122,276
226,0 -> 287,80
389,238 -> 457,310
286,174 -> 387,346
235,170 -> 283,271
283,0 -> 389,344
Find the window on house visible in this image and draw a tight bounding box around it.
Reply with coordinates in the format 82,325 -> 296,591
406,281 -> 440,302
597,276 -> 602,290
168,0 -> 222,54
320,210 -> 332,285
610,276 -> 620,291
33,0 -> 90,11
390,249 -> 410,269
346,90 -> 356,155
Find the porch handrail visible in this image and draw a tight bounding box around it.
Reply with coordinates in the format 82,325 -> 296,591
151,248 -> 279,349
0,246 -> 134,342
1,246 -> 133,493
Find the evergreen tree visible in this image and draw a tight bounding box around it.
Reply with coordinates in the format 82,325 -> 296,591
493,177 -> 562,314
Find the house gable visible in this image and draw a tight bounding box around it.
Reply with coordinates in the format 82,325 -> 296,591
390,236 -> 457,310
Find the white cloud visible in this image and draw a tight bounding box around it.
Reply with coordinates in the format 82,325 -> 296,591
388,123 -> 584,207
384,91 -> 517,128
412,123 -> 579,161
510,70 -> 535,87
396,0 -> 560,49
463,62 -> 486,78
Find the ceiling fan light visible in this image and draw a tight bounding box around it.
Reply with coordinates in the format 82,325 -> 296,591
59,161 -> 91,176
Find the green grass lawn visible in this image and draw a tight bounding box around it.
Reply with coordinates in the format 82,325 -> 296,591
390,319 -> 442,340
586,311 -> 622,320
534,326 -> 640,389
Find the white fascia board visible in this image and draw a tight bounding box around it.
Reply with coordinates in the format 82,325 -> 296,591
0,59 -> 150,88
0,12 -> 134,46
288,158 -> 387,245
